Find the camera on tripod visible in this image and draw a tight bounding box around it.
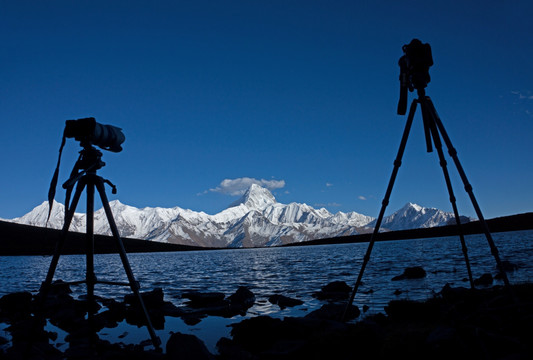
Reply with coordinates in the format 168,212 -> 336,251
397,39 -> 433,115
65,117 -> 125,152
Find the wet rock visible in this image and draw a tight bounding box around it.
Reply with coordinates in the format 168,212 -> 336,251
392,266 -> 427,281
216,337 -> 255,360
160,301 -> 185,317
182,291 -> 225,307
312,281 -> 351,300
228,286 -> 255,309
180,287 -> 255,319
5,341 -> 64,360
269,294 -> 304,309
125,287 -> 165,308
0,291 -> 32,320
166,332 -> 215,360
499,260 -> 519,272
229,316 -> 284,353
474,273 -> 493,286
305,303 -> 360,321
7,317 -> 51,343
385,298 -> 441,322
225,314 -> 360,358
426,325 -> 457,348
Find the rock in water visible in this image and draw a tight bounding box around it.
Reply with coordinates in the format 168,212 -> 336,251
166,332 -> 215,360
392,266 -> 427,281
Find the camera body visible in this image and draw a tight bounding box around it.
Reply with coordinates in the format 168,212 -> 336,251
64,117 -> 125,152
397,39 -> 433,115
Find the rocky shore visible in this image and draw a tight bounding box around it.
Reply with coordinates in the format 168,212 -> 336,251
0,278 -> 532,359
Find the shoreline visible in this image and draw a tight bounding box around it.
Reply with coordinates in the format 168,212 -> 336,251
1,281 -> 531,359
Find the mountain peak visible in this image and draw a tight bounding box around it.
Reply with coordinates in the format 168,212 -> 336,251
402,202 -> 423,212
229,184 -> 277,210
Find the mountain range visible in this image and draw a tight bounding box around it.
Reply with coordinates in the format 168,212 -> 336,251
4,184 -> 471,248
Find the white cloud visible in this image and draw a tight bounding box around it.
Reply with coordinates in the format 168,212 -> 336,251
358,195 -> 367,200
326,182 -> 333,187
511,90 -> 533,100
209,177 -> 286,196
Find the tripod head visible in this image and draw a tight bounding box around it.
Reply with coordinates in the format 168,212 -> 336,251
75,144 -> 106,173
46,118 -> 124,225
397,39 -> 433,115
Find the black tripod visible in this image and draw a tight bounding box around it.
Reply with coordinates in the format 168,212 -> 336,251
40,145 -> 161,349
342,87 -> 513,320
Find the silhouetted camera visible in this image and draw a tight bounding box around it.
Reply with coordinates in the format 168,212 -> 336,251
65,117 -> 125,152
397,39 -> 433,115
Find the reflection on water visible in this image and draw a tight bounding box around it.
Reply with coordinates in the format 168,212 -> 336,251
1,230 -> 532,352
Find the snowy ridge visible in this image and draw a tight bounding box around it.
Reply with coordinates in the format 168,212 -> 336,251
7,186 -> 470,248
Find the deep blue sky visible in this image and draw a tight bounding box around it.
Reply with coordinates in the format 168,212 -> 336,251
1,0 -> 532,220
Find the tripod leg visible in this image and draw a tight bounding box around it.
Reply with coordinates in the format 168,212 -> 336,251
342,99 -> 418,321
41,178 -> 87,295
425,97 -> 513,292
86,176 -> 97,310
422,100 -> 475,289
94,178 -> 161,349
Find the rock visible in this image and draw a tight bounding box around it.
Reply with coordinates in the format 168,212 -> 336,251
179,287 -> 255,319
6,317 -> 52,344
182,291 -> 225,307
166,332 -> 215,360
0,291 -> 32,320
216,337 -> 254,360
228,286 -> 255,309
426,325 -> 457,347
312,281 -> 351,300
385,299 -> 441,322
392,266 -> 427,281
305,303 -> 360,321
498,260 -> 518,272
474,273 -> 493,286
229,316 -> 284,353
268,294 -> 304,309
125,287 -> 165,308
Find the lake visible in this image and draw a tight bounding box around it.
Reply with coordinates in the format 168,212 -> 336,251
1,230 -> 532,353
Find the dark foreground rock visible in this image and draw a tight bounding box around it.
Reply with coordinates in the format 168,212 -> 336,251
1,281 -> 533,359
391,266 -> 427,280
268,294 -> 304,309
312,281 -> 351,300
219,283 -> 533,359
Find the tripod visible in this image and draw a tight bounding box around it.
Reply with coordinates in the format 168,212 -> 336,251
342,87 -> 513,320
40,145 -> 161,349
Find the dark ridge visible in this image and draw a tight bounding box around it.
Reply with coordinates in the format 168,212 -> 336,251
284,212 -> 533,247
0,220 -> 203,256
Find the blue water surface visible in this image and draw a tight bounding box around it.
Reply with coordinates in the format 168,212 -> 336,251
1,230 -> 532,353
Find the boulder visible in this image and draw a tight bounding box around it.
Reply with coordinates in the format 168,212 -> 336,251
125,287 -> 165,308
182,291 -> 225,307
312,281 -> 351,300
228,286 -> 255,309
392,266 -> 427,281
305,303 -> 360,321
269,294 -> 304,309
166,332 -> 215,360
0,291 -> 32,320
474,273 -> 493,286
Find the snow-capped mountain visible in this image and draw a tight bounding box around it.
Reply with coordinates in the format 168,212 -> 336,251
6,184 -> 468,248
368,202 -> 470,231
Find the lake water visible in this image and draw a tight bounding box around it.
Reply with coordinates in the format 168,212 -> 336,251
1,230 -> 532,353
